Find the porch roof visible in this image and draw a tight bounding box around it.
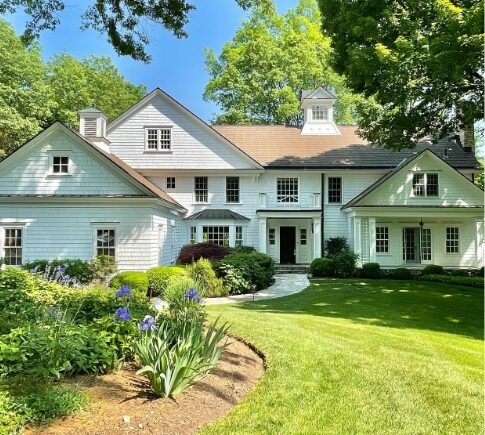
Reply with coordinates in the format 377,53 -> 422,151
184,209 -> 250,221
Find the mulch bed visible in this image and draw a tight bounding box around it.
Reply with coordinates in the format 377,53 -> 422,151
28,337 -> 264,434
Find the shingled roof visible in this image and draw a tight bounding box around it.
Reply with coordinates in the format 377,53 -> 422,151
212,125 -> 480,169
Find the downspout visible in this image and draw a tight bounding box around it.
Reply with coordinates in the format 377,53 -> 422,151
321,173 -> 325,257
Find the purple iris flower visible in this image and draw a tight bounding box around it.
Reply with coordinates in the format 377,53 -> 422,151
184,288 -> 201,303
139,315 -> 157,331
114,307 -> 131,322
115,285 -> 132,299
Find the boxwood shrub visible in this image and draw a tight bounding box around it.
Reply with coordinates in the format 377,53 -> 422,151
177,243 -> 230,265
361,262 -> 381,279
146,266 -> 187,297
309,258 -> 334,277
418,274 -> 484,288
422,264 -> 445,275
109,271 -> 148,296
390,268 -> 413,280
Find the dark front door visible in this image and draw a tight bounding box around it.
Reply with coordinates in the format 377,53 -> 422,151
280,226 -> 296,264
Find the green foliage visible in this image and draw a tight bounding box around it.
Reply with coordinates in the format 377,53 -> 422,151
216,263 -> 252,295
23,258 -> 95,284
146,266 -> 187,297
319,0 -> 483,150
91,255 -> 117,282
333,250 -> 358,278
325,237 -> 349,258
219,252 -> 275,290
446,269 -> 469,277
309,258 -> 334,277
418,274 -> 484,288
186,258 -> 228,298
390,268 -> 413,280
204,0 -> 361,125
422,264 -> 445,276
109,271 -> 148,296
230,245 -> 257,254
135,317 -> 229,397
163,276 -> 205,322
361,263 -> 381,279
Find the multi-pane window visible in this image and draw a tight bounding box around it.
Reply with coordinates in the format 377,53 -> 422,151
226,177 -> 240,203
235,226 -> 243,247
376,226 -> 389,253
202,226 -> 229,246
277,178 -> 298,203
190,226 -> 197,244
3,228 -> 22,265
328,177 -> 342,203
166,177 -> 176,189
96,229 -> 115,257
300,228 -> 307,245
412,173 -> 439,197
421,228 -> 432,261
446,227 -> 459,253
268,228 -> 276,245
194,177 -> 208,203
145,128 -> 171,151
311,105 -> 328,121
53,156 -> 69,174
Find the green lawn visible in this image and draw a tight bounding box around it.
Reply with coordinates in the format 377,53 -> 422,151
204,279 -> 484,434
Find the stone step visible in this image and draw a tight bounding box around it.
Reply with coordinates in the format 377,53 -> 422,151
275,264 -> 309,274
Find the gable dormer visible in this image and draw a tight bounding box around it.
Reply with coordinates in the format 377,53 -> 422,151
79,108 -> 110,153
300,87 -> 340,136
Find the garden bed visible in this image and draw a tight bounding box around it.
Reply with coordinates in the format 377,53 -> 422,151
27,337 -> 264,434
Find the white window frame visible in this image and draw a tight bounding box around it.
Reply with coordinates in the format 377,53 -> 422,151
311,105 -> 328,121
445,226 -> 460,254
166,177 -> 176,189
375,226 -> 389,254
202,226 -> 230,247
144,126 -> 172,152
2,226 -> 23,266
276,177 -> 299,203
225,176 -> 240,204
235,226 -> 244,247
51,155 -> 70,175
327,176 -> 342,204
268,228 -> 276,245
411,172 -> 439,198
194,177 -> 209,204
189,226 -> 197,244
93,227 -> 117,259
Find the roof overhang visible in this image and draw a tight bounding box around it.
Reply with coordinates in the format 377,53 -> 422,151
256,209 -> 321,219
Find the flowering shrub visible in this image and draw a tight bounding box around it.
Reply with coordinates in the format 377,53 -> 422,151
23,259 -> 95,285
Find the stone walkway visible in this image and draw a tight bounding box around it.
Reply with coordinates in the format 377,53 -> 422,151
205,273 -> 309,305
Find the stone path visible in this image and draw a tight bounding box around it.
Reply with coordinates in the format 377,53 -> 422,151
205,273 -> 309,305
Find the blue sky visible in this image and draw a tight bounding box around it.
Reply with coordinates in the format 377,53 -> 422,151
7,1 -> 297,122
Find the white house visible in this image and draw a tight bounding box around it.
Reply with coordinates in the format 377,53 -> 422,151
0,87 -> 483,270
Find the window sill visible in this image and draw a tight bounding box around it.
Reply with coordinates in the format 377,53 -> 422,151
47,174 -> 72,178
225,202 -> 242,205
143,150 -> 172,154
192,202 -> 210,206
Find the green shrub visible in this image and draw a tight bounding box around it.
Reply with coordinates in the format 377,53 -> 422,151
446,269 -> 469,277
146,266 -> 187,297
135,317 -> 229,397
110,271 -> 148,295
391,268 -> 413,280
219,251 -> 275,290
418,274 -> 484,288
333,250 -> 358,278
422,264 -> 445,275
361,262 -> 381,279
230,245 -> 256,254
479,266 -> 484,277
309,258 -> 334,277
325,237 -> 349,258
216,263 -> 252,295
163,276 -> 205,322
186,258 -> 228,298
23,259 -> 95,284
91,255 -> 117,282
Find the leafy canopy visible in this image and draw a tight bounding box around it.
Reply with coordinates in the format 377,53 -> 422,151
204,0 -> 362,125
319,0 -> 484,150
0,0 -> 266,62
0,19 -> 146,158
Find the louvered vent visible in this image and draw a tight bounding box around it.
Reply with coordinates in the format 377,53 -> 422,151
84,118 -> 97,136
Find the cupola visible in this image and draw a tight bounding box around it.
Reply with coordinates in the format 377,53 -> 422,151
79,108 -> 110,152
300,87 -> 340,136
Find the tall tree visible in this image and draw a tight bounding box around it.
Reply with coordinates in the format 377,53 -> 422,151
0,19 -> 146,158
204,0 -> 362,125
319,0 -> 484,150
0,0 -> 267,62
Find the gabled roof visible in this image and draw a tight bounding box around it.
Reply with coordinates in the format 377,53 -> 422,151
185,209 -> 250,221
342,148 -> 484,209
301,87 -> 336,100
106,88 -> 263,170
212,125 -> 480,169
0,122 -> 185,211
79,107 -> 103,113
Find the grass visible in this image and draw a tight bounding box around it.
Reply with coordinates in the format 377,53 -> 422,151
204,279 -> 483,434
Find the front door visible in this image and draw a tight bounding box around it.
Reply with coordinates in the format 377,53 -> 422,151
280,226 -> 296,264
402,228 -> 420,263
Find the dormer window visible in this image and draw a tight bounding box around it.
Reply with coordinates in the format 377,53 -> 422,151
145,127 -> 172,151
52,156 -> 69,174
311,105 -> 328,121
412,173 -> 439,197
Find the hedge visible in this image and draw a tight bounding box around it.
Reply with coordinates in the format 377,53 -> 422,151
361,262 -> 381,279
418,274 -> 484,288
422,264 -> 445,275
146,266 -> 187,296
309,258 -> 334,277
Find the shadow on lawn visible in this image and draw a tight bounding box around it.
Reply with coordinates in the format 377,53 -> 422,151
233,279 -> 484,340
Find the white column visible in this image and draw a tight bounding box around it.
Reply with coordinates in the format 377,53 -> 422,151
196,224 -> 203,243
476,220 -> 484,268
259,217 -> 267,254
229,225 -> 236,247
353,217 -> 362,266
369,217 -> 376,262
312,217 -> 321,259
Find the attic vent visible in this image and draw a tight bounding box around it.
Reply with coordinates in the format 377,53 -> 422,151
84,118 -> 97,136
